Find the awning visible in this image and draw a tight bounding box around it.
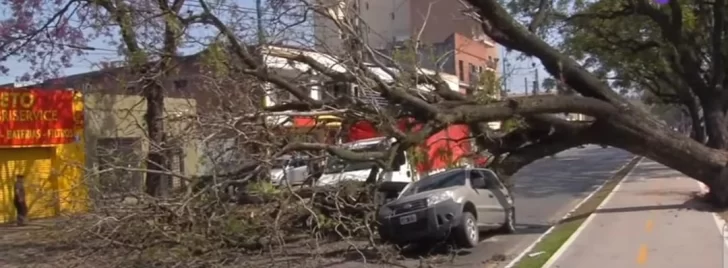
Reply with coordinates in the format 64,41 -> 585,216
292,115 -> 342,128
347,118 -> 415,142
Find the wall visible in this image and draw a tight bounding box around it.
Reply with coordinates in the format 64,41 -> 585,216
358,0 -> 411,49
453,33 -> 499,83
313,0 -> 347,53
314,0 -> 414,51
40,54 -> 264,122
0,91 -> 87,223
53,91 -> 87,216
408,0 -> 493,45
84,94 -> 199,187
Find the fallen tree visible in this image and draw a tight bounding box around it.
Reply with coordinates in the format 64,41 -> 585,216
7,0 -> 728,265
461,0 -> 728,205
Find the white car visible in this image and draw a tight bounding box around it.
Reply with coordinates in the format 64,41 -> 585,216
270,157 -> 309,186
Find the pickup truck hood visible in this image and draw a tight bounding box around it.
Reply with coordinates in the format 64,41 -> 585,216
391,185 -> 462,205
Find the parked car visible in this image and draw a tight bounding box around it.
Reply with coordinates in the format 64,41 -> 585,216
270,156 -> 309,186
376,167 -> 515,248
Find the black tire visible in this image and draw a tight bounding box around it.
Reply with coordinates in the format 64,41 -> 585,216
454,211 -> 479,248
499,207 -> 516,234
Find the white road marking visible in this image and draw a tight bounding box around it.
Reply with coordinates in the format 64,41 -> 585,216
697,182 -> 728,268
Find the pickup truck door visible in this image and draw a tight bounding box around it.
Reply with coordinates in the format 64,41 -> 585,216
481,169 -> 511,224
469,170 -> 502,226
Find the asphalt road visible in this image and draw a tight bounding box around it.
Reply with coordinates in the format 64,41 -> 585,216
250,145 -> 634,268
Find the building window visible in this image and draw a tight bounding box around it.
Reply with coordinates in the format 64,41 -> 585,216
458,60 -> 464,81
353,84 -> 361,97
478,66 -> 484,73
365,2 -> 369,9
273,90 -> 294,104
174,79 -> 188,89
469,63 -> 477,74
321,81 -> 359,102
95,138 -> 143,194
391,12 -> 395,20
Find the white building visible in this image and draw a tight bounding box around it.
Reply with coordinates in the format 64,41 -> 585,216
261,45 -> 460,108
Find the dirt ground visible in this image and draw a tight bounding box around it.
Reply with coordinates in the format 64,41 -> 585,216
0,222 -> 80,268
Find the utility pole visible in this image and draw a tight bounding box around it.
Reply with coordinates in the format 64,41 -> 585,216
501,50 -> 508,98
524,77 -> 529,96
256,0 -> 265,44
532,62 -> 540,95
349,0 -> 363,64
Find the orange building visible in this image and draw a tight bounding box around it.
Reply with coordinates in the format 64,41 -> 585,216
0,89 -> 87,223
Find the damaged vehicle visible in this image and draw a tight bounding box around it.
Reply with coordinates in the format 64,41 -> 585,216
376,167 -> 515,248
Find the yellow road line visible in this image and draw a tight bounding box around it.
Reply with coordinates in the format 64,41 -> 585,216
637,244 -> 649,264
645,219 -> 653,233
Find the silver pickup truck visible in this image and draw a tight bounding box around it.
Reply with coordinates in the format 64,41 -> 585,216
376,167 -> 515,248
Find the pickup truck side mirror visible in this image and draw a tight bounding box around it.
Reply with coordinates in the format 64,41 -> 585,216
471,177 -> 487,189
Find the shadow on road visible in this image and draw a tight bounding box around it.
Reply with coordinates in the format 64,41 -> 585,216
391,223 -> 552,261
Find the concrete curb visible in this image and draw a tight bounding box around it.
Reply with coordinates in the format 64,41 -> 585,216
503,155 -> 642,268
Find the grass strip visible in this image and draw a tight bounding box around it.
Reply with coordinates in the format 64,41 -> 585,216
512,156 -> 643,268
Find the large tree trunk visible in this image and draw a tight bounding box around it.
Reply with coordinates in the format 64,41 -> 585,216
600,112 -> 728,204
494,112 -> 728,206
461,0 -> 728,207
142,3 -> 182,197
143,79 -> 168,197
683,97 -> 707,143
700,98 -> 728,149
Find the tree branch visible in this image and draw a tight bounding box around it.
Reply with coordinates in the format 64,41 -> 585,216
447,95 -> 617,124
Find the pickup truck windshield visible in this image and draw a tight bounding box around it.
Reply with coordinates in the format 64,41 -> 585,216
401,169 -> 465,196
323,144 -> 383,174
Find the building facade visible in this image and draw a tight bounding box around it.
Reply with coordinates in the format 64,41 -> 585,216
313,0 -> 500,96
0,52 -> 254,180
0,89 -> 86,223
314,0 -> 495,50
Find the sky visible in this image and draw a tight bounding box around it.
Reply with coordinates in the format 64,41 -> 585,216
0,0 -> 546,94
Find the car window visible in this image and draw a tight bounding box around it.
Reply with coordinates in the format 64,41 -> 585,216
481,169 -> 503,189
272,159 -> 288,169
469,170 -> 488,188
289,159 -> 306,168
470,170 -> 484,180
323,156 -> 376,174
401,169 -> 466,196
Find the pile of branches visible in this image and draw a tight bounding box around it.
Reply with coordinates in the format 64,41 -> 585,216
62,180 -> 384,267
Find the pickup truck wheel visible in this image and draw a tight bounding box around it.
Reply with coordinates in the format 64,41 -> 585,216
454,212 -> 479,248
499,207 -> 516,234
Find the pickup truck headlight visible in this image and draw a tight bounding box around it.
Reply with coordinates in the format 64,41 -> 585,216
426,191 -> 454,206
